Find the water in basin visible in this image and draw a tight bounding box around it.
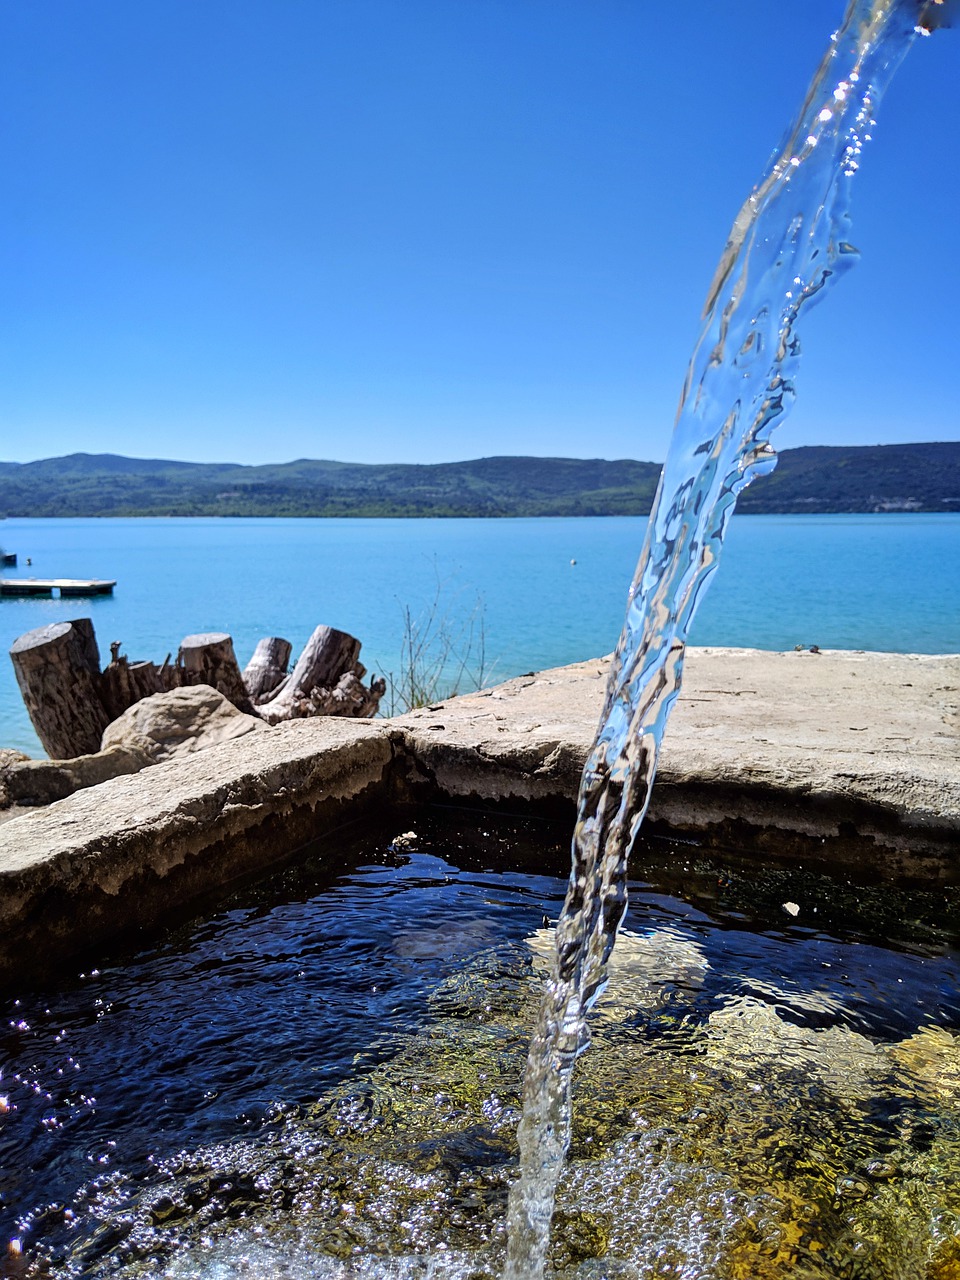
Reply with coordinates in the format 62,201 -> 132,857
2,807 -> 958,1278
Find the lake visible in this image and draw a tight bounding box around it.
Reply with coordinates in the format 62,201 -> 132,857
1,513 -> 958,757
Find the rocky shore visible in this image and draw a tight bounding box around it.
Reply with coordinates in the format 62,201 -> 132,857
0,646 -> 957,986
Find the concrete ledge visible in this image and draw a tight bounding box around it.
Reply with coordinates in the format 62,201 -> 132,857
395,648 -> 959,878
0,720 -> 393,985
0,648 -> 957,985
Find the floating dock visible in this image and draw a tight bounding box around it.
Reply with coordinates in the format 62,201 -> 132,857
0,578 -> 116,598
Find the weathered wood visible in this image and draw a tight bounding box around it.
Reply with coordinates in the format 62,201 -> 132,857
242,636 -> 292,704
70,617 -> 102,677
177,632 -> 256,715
10,618 -> 382,764
297,625 -> 361,689
258,625 -> 383,723
9,619 -> 110,759
100,651 -> 177,724
308,670 -> 388,718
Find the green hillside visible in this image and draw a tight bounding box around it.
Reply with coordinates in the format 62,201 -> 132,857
736,443 -> 960,514
0,454 -> 662,517
0,443 -> 957,518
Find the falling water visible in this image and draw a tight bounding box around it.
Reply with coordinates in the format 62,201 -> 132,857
502,2 -> 948,1275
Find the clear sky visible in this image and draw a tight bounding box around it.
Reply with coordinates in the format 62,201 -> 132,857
0,1 -> 956,467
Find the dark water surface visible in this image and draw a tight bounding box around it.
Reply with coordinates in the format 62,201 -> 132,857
1,808 -> 958,1277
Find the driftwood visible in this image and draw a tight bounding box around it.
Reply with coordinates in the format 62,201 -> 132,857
100,643 -> 177,723
10,619 -> 111,759
305,669 -> 386,719
242,637 -> 292,703
258,625 -> 386,724
260,625 -> 358,707
177,633 -> 255,714
9,617 -> 385,761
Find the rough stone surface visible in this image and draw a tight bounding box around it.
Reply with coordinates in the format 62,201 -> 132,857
101,684 -> 270,762
0,648 -> 957,983
395,648 -> 960,874
0,687 -> 271,813
0,748 -> 33,819
0,744 -> 152,808
0,718 -> 393,985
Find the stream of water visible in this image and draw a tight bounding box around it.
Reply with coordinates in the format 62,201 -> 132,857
503,3 -> 940,1275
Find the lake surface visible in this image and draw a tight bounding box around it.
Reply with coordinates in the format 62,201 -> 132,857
1,513 -> 958,756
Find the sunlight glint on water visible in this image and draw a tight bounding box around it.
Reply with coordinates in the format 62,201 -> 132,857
504,3 -> 930,1274
3,813 -> 959,1277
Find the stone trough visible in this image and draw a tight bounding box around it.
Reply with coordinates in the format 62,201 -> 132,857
0,646 -> 957,988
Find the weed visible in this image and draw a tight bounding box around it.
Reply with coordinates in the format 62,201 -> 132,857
382,573 -> 494,715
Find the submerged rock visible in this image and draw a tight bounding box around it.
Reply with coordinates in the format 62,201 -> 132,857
527,925 -> 710,1024
887,1025 -> 960,1103
703,995 -> 891,1103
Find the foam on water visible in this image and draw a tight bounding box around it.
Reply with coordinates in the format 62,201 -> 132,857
155,1241 -> 484,1280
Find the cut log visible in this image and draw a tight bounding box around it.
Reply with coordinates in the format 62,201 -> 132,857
100,653 -> 177,724
9,618 -> 382,766
242,636 -> 292,703
176,632 -> 256,715
9,619 -> 110,759
258,624 -> 383,723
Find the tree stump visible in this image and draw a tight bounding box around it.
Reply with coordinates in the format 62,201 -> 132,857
258,625 -> 383,723
177,633 -> 256,715
242,636 -> 292,703
9,619 -> 383,762
100,652 -> 177,724
9,619 -> 110,759
308,670 -> 388,718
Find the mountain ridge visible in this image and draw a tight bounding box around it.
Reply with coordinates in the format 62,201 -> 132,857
1,442 -> 958,517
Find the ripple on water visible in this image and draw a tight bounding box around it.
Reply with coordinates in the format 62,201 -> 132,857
1,811 -> 958,1278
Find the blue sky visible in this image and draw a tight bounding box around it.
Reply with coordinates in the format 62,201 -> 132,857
1,1 -> 956,466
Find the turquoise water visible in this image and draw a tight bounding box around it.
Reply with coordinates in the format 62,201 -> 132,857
0,512 -> 957,756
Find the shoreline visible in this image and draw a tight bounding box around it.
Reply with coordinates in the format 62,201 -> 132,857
4,511 -> 960,522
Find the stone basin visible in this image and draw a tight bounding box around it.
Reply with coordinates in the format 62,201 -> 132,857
0,646 -> 957,987
1,645 -> 959,1278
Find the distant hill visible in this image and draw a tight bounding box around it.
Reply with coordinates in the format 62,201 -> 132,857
735,442 -> 960,514
0,443 -> 958,518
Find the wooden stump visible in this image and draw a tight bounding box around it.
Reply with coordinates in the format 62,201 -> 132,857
177,632 -> 256,715
258,625 -> 382,723
307,670 -> 388,718
9,618 -> 382,761
100,653 -> 176,724
9,619 -> 110,759
242,637 -> 292,703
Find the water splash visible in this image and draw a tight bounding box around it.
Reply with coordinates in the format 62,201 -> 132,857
503,3 -> 932,1274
